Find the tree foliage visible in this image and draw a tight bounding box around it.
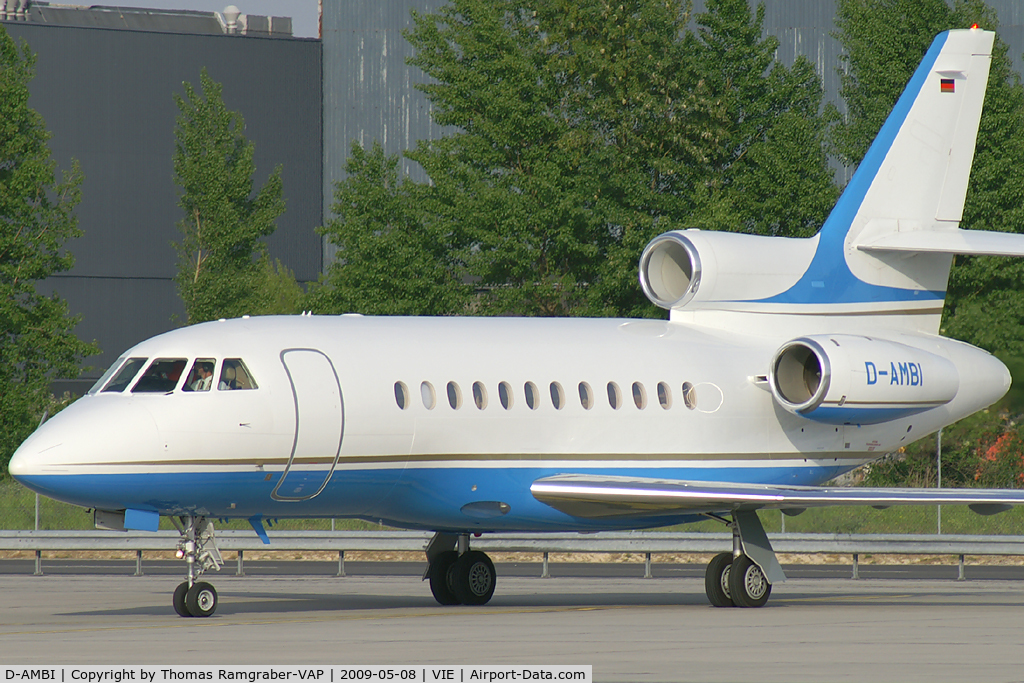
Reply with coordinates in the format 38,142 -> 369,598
315,0 -> 838,319
173,69 -> 296,324
309,141 -> 467,315
0,27 -> 98,473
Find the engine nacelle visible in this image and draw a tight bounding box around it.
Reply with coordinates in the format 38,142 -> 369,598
638,230 -> 815,311
769,335 -> 960,425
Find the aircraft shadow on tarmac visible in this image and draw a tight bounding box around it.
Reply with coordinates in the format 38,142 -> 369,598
56,581 -> 1024,619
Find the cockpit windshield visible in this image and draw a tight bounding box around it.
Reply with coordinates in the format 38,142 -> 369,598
100,358 -> 148,393
131,359 -> 187,393
97,356 -> 259,394
90,356 -> 126,394
182,359 -> 216,392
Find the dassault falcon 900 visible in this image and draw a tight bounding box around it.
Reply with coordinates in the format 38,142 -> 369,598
12,27 -> 1024,616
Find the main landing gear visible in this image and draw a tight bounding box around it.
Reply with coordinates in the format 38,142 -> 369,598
424,532 -> 496,606
171,515 -> 223,617
703,511 -> 784,608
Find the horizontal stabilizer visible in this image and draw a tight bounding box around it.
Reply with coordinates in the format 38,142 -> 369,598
531,473 -> 1024,519
858,228 -> 1024,257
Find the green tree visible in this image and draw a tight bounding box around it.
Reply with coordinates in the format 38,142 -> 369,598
173,68 -> 294,324
402,0 -> 836,318
0,27 -> 98,473
309,141 -> 467,315
405,0 -> 619,316
690,0 -> 839,238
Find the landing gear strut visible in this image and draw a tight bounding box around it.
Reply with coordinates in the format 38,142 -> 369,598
171,515 -> 223,617
703,512 -> 782,608
424,532 -> 496,606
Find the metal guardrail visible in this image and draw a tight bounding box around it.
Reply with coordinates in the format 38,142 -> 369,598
2,530 -> 1022,579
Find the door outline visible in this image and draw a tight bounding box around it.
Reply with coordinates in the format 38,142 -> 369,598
272,348 -> 344,502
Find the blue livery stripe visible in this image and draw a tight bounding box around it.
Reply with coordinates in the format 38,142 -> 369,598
14,463 -> 857,532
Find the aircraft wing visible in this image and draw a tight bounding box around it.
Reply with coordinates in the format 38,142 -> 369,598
530,473 -> 1024,519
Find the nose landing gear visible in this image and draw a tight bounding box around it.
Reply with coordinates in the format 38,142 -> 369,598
171,515 -> 223,617
425,532 -> 496,606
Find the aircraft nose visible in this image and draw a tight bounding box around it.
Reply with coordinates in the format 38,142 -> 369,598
9,396 -> 161,505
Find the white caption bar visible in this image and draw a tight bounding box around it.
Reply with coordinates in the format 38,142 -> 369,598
2,667 -> 592,683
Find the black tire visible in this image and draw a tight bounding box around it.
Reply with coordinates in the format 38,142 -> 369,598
172,581 -> 191,617
185,581 -> 218,617
428,550 -> 461,605
704,552 -> 734,607
451,550 -> 496,606
728,555 -> 771,608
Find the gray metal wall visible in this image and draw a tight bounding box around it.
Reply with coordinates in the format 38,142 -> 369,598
320,1 -> 452,264
2,22 -> 322,390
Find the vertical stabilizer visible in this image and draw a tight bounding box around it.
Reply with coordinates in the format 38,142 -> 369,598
757,28 -> 994,331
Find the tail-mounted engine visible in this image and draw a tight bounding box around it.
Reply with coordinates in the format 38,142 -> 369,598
769,335 -> 959,425
638,230 -> 815,311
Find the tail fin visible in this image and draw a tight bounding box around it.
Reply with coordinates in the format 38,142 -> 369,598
764,28 -> 1008,331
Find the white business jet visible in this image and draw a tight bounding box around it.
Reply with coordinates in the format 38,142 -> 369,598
11,27 -> 1024,617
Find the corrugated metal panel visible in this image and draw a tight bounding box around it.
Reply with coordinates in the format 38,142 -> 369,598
321,0 -> 451,264
4,22 -> 322,379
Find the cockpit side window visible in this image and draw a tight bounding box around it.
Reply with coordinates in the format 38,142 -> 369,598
101,358 -> 148,393
131,358 -> 187,393
219,358 -> 257,390
91,356 -> 127,394
182,359 -> 216,392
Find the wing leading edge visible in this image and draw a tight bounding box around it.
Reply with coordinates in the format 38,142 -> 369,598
530,473 -> 1024,520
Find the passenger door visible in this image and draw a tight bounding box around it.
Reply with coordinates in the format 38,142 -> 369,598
272,348 -> 344,501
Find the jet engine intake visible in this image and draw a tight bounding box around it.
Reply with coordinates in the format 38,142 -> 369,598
638,229 -> 816,311
769,335 -> 959,425
638,231 -> 701,309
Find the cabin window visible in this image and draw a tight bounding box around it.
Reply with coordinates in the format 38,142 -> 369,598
657,382 -> 672,409
472,381 -> 487,410
394,381 -> 410,410
578,382 -> 594,410
632,382 -> 647,409
100,357 -> 147,393
182,359 -> 216,392
550,382 -> 565,410
219,359 -> 258,390
498,382 -> 513,410
682,381 -> 696,410
132,359 -> 187,393
421,381 -> 436,409
524,382 -> 539,410
447,381 -> 462,409
607,382 -> 622,410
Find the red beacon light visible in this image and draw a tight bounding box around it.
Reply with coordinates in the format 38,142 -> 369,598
971,23 -> 980,29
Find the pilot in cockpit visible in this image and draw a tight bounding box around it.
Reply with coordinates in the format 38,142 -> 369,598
184,360 -> 214,392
